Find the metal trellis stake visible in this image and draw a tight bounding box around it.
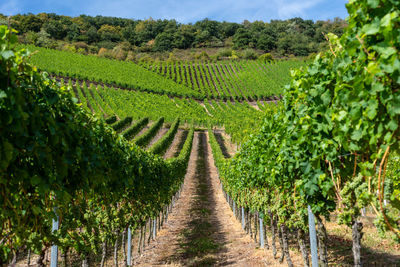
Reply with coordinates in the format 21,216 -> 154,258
308,205 -> 319,267
259,213 -> 265,248
127,227 -> 132,266
153,218 -> 157,239
50,207 -> 59,267
241,207 -> 245,230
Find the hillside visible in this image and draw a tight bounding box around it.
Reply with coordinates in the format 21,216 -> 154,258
4,13 -> 347,61
1,0 -> 400,266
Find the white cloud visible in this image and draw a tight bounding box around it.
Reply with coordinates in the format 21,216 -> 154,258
0,0 -> 22,16
274,0 -> 323,19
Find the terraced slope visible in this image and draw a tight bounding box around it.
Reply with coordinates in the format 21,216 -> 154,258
26,45 -> 200,98
143,60 -> 306,100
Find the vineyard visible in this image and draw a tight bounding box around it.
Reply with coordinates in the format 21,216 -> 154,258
1,0 -> 400,266
140,59 -> 304,100
26,44 -> 305,101
63,78 -> 267,144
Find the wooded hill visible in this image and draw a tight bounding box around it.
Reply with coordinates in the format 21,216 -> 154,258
0,13 -> 346,60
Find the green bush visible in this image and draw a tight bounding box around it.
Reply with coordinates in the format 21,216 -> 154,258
242,48 -> 258,60
217,48 -> 233,58
194,51 -> 210,60
258,53 -> 274,62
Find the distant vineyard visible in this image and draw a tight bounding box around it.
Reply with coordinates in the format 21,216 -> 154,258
141,60 -> 305,100
26,45 -> 201,99
65,79 -> 270,144
25,45 -> 304,101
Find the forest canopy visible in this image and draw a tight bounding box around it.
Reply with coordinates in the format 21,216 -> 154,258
0,13 -> 346,58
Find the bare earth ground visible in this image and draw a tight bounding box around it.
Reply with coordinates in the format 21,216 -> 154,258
325,213 -> 400,266
133,131 -> 201,266
248,101 -> 262,111
220,132 -> 237,156
200,103 -> 213,117
133,131 -> 302,267
164,129 -> 185,159
146,126 -> 170,149
135,123 -> 152,139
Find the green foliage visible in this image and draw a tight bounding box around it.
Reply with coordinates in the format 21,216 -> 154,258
233,28 -> 253,49
105,115 -> 117,124
26,45 -> 201,99
98,24 -> 122,42
112,116 -> 132,132
122,117 -> 149,140
15,14 -> 43,33
43,20 -> 68,40
277,33 -> 311,56
35,29 -> 55,48
149,117 -> 180,155
9,13 -> 346,56
211,0 -> 400,242
0,26 -> 191,263
143,59 -> 305,100
217,48 -> 233,58
167,125 -> 195,179
242,49 -> 258,60
154,32 -> 174,51
258,53 -> 274,62
135,117 -> 165,147
257,32 -> 276,51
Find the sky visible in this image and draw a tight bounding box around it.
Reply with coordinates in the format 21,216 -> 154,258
0,0 -> 349,23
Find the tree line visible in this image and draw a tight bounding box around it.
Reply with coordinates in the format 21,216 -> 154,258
0,13 -> 346,59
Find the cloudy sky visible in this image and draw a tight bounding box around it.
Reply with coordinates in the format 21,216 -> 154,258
0,0 -> 349,23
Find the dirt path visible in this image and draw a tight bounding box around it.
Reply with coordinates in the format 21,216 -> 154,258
164,129 -> 185,159
204,132 -> 278,266
221,132 -> 237,156
200,103 -> 213,117
147,126 -> 169,149
134,132 -> 200,266
133,131 -> 287,266
248,101 -> 262,111
214,132 -> 232,158
135,123 -> 151,139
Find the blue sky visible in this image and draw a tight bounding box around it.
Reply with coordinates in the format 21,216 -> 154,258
0,0 -> 349,23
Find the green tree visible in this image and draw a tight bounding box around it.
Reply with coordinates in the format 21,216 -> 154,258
98,24 -> 122,42
173,25 -> 195,49
135,19 -> 157,45
43,20 -> 67,39
66,23 -> 81,41
194,18 -> 221,39
220,22 -> 240,38
35,29 -> 53,47
232,28 -> 252,49
18,14 -> 43,33
154,32 -> 174,51
257,30 -> 276,51
277,33 -> 310,56
122,24 -> 138,45
194,30 -> 211,46
85,26 -> 99,43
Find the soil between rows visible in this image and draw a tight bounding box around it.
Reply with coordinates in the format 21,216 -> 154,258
164,130 -> 187,159
133,131 -> 292,266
